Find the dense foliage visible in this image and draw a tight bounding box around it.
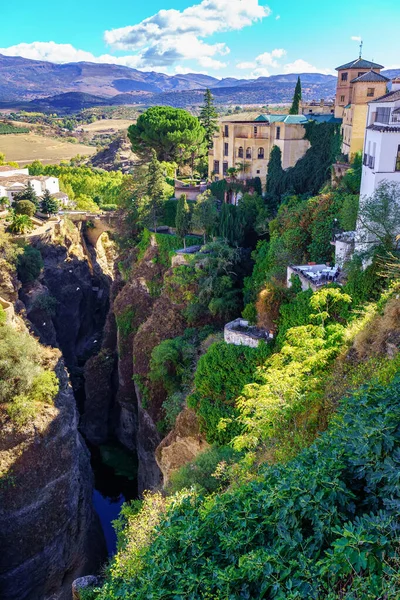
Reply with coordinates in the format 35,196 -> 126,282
17,245 -> 43,283
0,321 -> 59,425
94,373 -> 400,599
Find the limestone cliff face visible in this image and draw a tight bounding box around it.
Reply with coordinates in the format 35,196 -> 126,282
0,360 -> 105,600
155,408 -> 209,487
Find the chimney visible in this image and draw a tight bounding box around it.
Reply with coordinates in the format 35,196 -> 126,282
391,78 -> 400,92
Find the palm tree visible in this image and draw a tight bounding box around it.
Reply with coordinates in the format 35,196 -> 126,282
8,213 -> 34,234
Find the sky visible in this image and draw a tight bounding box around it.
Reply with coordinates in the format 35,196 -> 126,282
1,0 -> 400,79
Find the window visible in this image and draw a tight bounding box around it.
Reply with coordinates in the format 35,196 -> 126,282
367,88 -> 375,97
376,107 -> 391,124
341,72 -> 348,81
358,72 -> 364,77
254,126 -> 258,137
224,142 -> 229,156
223,162 -> 229,175
224,125 -> 229,137
213,160 -> 220,174
340,95 -> 345,103
246,148 -> 252,159
238,146 -> 244,158
396,145 -> 400,172
258,148 -> 265,159
276,126 -> 281,140
256,170 -> 260,174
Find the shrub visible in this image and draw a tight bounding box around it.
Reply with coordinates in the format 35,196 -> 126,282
188,341 -> 271,444
14,200 -> 36,217
167,445 -> 242,495
96,375 -> 400,599
17,245 -> 43,283
100,203 -> 118,211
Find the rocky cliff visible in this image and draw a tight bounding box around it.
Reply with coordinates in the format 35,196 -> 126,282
0,338 -> 105,600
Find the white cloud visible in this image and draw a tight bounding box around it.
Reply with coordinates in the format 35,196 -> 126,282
104,0 -> 271,69
283,59 -> 334,75
275,14 -> 281,20
236,48 -> 286,77
351,36 -> 362,42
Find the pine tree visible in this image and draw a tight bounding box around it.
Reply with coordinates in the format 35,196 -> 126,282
146,150 -> 165,231
14,181 -> 38,206
266,146 -> 284,208
199,89 -> 219,149
175,194 -> 191,248
40,189 -> 59,215
289,76 -> 302,115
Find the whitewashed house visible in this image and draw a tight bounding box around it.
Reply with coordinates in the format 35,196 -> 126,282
360,80 -> 400,198
0,165 -> 29,178
0,173 -> 63,205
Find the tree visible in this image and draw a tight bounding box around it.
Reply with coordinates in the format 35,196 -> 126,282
175,194 -> 191,248
199,89 -> 219,150
17,245 -> 43,283
0,196 -> 9,209
191,190 -> 218,243
13,182 -> 38,206
40,189 -> 59,215
7,214 -> 34,234
289,76 -> 302,115
357,181 -> 400,253
140,151 -> 165,232
266,146 -> 284,207
128,106 -> 206,165
14,200 -> 36,217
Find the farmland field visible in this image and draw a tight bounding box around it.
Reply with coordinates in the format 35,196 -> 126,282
0,133 -> 96,165
80,119 -> 133,132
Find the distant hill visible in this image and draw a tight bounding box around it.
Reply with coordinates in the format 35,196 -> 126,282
0,54 -> 399,113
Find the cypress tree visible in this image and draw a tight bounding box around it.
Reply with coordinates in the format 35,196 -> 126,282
199,89 -> 219,149
40,189 -> 59,214
175,194 -> 191,248
289,76 -> 302,115
266,146 -> 284,208
146,150 -> 165,231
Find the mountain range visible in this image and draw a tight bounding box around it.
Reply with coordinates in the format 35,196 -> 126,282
0,54 -> 399,112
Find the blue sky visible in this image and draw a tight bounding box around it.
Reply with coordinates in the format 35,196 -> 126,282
1,0 -> 399,78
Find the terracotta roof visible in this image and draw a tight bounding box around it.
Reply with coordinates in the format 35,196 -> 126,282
53,192 -> 68,198
336,57 -> 384,71
0,165 -> 17,172
350,71 -> 390,83
371,89 -> 400,103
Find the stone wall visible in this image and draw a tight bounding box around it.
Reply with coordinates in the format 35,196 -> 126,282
224,319 -> 267,348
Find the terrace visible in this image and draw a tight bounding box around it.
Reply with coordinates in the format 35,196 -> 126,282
287,264 -> 340,292
224,318 -> 272,349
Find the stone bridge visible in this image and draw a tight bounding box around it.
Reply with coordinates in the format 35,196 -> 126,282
60,211 -> 118,245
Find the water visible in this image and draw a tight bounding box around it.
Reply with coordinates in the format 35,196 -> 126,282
88,442 -> 138,556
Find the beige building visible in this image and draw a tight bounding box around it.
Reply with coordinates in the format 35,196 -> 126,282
300,99 -> 335,115
209,113 -> 313,185
334,57 -> 389,159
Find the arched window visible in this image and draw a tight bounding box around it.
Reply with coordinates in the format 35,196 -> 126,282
246,148 -> 252,159
238,146 -> 244,158
258,148 -> 265,159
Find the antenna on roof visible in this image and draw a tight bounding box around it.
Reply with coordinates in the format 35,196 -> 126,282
359,40 -> 363,59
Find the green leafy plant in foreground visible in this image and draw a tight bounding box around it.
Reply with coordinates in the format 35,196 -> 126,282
93,372 -> 400,599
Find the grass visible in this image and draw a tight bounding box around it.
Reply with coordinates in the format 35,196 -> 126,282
0,133 -> 96,165
80,119 -> 134,132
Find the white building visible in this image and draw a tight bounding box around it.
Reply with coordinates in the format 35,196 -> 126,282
354,80 -> 400,255
0,173 -> 63,205
0,165 -> 29,178
360,80 -> 400,198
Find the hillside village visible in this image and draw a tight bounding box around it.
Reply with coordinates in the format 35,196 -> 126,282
0,38 -> 400,600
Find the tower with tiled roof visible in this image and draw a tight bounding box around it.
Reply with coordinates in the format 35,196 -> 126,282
334,55 -> 385,119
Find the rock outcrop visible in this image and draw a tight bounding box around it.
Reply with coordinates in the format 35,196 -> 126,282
0,361 -> 106,600
155,408 -> 209,486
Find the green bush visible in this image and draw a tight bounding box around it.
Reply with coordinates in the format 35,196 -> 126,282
188,341 -> 271,444
100,203 -> 118,211
14,200 -> 36,217
96,375 -> 400,599
167,445 -> 242,495
0,322 -> 59,425
17,245 -> 43,283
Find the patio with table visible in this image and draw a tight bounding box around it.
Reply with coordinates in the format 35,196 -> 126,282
288,264 -> 340,290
